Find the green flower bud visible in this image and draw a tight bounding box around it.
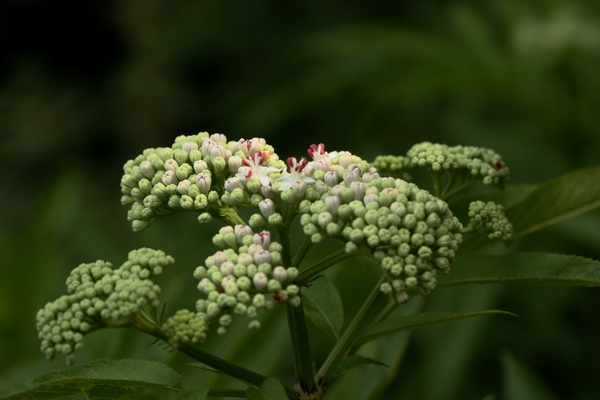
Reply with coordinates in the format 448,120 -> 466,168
280,188 -> 296,204
403,214 -> 417,229
380,282 -> 393,294
173,149 -> 189,165
179,195 -> 193,210
267,279 -> 282,292
189,149 -> 203,163
212,156 -> 227,173
208,191 -> 220,203
267,213 -> 283,227
198,212 -> 212,223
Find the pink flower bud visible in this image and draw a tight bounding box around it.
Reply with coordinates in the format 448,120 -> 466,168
162,170 -> 178,185
177,179 -> 192,195
351,181 -> 366,200
228,155 -> 243,173
253,250 -> 272,265
325,195 -> 340,214
193,160 -> 208,173
234,225 -> 253,243
196,173 -> 211,193
253,231 -> 271,247
259,198 -> 276,217
182,141 -> 199,152
164,158 -> 179,172
292,179 -> 307,198
324,171 -> 339,187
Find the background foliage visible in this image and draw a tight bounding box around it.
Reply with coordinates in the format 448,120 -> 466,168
1,0 -> 599,398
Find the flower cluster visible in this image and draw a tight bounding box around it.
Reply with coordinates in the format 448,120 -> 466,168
467,200 -> 514,244
295,161 -> 463,303
120,132 -> 285,231
162,309 -> 208,347
190,140 -> 463,306
194,226 -> 300,334
374,141 -> 510,190
35,248 -> 174,363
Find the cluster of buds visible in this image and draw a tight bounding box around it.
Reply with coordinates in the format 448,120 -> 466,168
374,141 -> 510,190
35,248 -> 175,363
467,200 -> 514,244
194,225 -> 300,334
162,309 -> 208,348
41,132 -> 513,361
120,132 -> 285,231
295,157 -> 463,303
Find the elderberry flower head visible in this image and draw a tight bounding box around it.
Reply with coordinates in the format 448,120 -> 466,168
35,248 -> 174,363
120,132 -> 285,231
299,173 -> 463,303
194,225 -> 300,334
467,200 -> 513,244
406,142 -> 509,186
232,141 -> 464,304
374,142 -> 510,191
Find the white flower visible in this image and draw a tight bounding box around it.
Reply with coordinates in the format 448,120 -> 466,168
277,157 -> 315,191
236,151 -> 280,186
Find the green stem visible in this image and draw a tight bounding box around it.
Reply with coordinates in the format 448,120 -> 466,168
315,274 -> 387,384
286,300 -> 317,394
292,236 -> 313,269
275,223 -> 317,396
132,309 -> 299,398
371,293 -> 398,325
296,246 -> 371,285
218,204 -> 246,226
432,172 -> 443,198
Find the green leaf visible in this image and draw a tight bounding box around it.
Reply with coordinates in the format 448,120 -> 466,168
328,355 -> 387,381
1,359 -> 182,399
354,310 -> 515,346
245,378 -> 288,400
302,275 -> 344,340
506,165 -> 600,238
82,384 -> 136,399
171,387 -> 210,400
439,253 -> 600,287
500,351 -> 559,400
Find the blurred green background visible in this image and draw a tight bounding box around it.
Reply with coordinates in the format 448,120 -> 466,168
1,0 -> 600,398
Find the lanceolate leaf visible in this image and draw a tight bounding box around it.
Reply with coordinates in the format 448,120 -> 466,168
506,165 -> 600,238
1,359 -> 182,399
439,253 -> 600,287
354,310 -> 514,347
302,275 -> 344,340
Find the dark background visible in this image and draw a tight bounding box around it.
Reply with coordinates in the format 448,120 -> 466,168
1,0 -> 600,398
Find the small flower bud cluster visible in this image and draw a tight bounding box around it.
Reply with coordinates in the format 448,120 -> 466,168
468,200 -> 513,244
162,309 -> 207,348
371,155 -> 412,181
194,225 -> 300,334
299,172 -> 463,303
374,142 -> 510,190
406,142 -> 509,187
120,132 -> 285,231
36,248 -> 174,363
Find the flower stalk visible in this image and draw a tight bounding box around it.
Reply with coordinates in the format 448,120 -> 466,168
315,274 -> 388,385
